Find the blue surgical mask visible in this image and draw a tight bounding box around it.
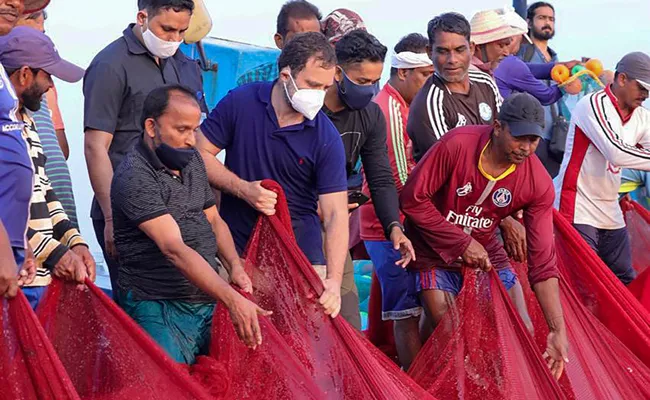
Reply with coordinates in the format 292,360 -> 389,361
336,69 -> 380,110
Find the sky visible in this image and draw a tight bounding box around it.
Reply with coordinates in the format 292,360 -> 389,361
42,0 -> 650,260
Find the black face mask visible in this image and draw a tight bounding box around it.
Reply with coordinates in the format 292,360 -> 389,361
155,142 -> 194,171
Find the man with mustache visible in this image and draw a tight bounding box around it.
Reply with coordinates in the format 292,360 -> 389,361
555,52 -> 650,286
468,9 -> 524,74
407,13 -> 528,285
407,12 -> 501,162
401,92 -> 569,380
0,0 -> 50,298
0,26 -> 96,309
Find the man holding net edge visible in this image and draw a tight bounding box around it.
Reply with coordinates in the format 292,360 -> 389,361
400,92 -> 569,380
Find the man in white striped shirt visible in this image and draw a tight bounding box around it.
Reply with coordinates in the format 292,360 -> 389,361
555,52 -> 650,284
407,12 -> 502,162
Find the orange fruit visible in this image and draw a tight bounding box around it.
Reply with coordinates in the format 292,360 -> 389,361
551,64 -> 571,83
585,58 -> 604,77
564,78 -> 583,95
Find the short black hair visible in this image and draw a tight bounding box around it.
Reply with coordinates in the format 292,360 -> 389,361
527,2 -> 555,21
138,0 -> 194,17
141,84 -> 199,129
427,12 -> 470,47
276,0 -> 321,37
390,33 -> 429,76
277,31 -> 336,75
335,29 -> 387,68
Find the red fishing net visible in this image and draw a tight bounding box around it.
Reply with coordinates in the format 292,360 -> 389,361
0,290 -> 79,400
621,198 -> 650,311
408,269 -> 565,400
205,180 -> 434,400
37,280 -> 213,400
552,209 -> 650,367
514,261 -> 650,399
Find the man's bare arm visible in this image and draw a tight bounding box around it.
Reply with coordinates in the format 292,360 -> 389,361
139,214 -> 269,346
85,129 -> 117,257
204,205 -> 241,271
84,129 -> 114,218
317,191 -> 348,317
56,128 -> 70,160
0,222 -> 19,298
533,277 -> 569,380
196,129 -> 277,215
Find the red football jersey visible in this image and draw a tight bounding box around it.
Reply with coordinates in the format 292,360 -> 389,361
400,125 -> 558,285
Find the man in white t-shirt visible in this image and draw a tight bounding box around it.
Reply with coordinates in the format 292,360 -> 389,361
555,52 -> 650,284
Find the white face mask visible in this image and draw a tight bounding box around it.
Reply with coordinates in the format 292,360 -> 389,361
283,74 -> 325,120
141,20 -> 182,59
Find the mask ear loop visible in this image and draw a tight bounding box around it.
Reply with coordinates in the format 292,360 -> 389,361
337,67 -> 349,95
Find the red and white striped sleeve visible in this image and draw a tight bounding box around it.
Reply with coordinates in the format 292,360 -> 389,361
577,91 -> 650,170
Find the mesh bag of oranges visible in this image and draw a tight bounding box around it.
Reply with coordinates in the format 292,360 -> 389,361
551,59 -> 610,119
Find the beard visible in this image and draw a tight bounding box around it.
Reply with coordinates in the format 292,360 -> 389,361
532,26 -> 555,41
21,84 -> 44,112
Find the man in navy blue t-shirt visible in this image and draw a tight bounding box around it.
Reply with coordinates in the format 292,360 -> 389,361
196,32 -> 348,318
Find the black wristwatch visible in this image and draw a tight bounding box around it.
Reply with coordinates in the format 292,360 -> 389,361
387,221 -> 404,235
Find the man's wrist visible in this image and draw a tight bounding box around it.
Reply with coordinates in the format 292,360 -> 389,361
325,268 -> 343,285
547,315 -> 566,333
222,289 -> 240,309
235,178 -> 247,200
387,221 -> 404,236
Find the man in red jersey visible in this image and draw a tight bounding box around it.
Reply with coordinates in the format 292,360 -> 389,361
401,92 -> 568,380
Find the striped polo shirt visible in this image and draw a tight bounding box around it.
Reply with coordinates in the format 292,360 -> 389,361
21,110 -> 87,287
32,94 -> 79,228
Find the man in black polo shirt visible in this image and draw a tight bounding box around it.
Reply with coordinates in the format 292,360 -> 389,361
83,0 -> 208,297
112,85 -> 268,365
322,30 -> 416,329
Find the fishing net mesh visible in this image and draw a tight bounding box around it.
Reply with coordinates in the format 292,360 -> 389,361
37,280 -> 214,400
621,198 -> 650,313
0,290 -> 79,400
408,268 -> 565,400
408,208 -> 650,399
205,180 -> 435,400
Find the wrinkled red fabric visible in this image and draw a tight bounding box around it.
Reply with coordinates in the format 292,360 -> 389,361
365,271 -> 398,361
207,297 -> 327,399
552,209 -> 650,367
0,290 -> 79,400
37,280 -> 213,400
408,269 -> 565,400
206,179 -> 435,400
514,259 -> 650,399
621,198 -> 650,311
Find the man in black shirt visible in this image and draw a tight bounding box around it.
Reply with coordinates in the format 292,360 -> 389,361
84,0 -> 208,297
408,12 -> 502,162
323,30 -> 416,329
111,85 -> 269,364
